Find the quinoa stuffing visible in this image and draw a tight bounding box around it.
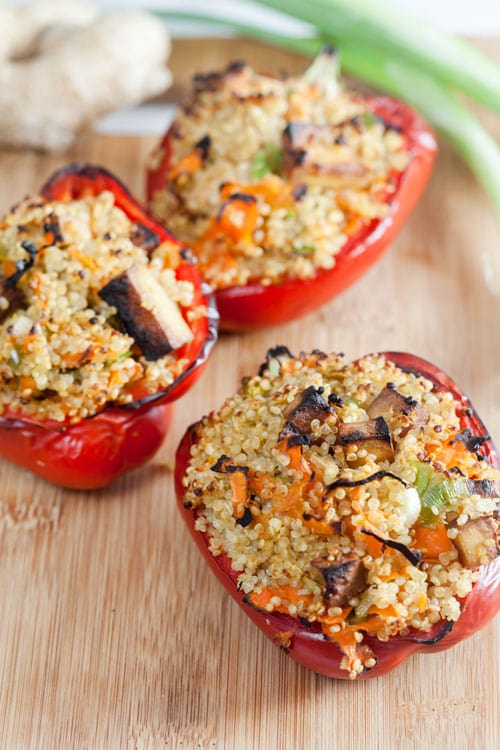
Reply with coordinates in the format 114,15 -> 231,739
181,349 -> 500,678
0,190 -> 203,423
149,49 -> 410,290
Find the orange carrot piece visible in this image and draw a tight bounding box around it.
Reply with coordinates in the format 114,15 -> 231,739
249,585 -> 314,613
228,469 -> 250,520
168,149 -> 203,180
302,516 -> 336,536
414,523 -> 454,561
216,195 -> 259,243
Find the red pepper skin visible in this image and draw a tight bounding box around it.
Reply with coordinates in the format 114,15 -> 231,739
0,163 -> 218,489
174,352 -> 500,679
0,401 -> 173,491
147,98 -> 437,331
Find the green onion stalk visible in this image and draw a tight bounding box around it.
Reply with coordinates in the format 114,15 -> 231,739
153,2 -> 500,291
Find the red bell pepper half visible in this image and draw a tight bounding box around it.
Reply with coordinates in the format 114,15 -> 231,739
147,97 -> 436,332
174,352 -> 499,679
0,163 -> 218,490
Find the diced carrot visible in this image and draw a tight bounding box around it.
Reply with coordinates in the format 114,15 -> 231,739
168,149 -> 204,180
362,531 -> 386,558
278,482 -> 305,513
302,516 -> 336,536
353,516 -> 388,558
248,470 -> 271,497
216,195 -> 259,243
277,438 -> 312,477
414,523 -> 454,561
424,439 -> 470,471
18,375 -> 36,392
367,604 -> 399,620
59,346 -> 94,369
68,248 -> 99,272
319,607 -> 351,628
249,584 -> 314,613
343,217 -> 363,235
228,469 -> 249,520
3,259 -> 16,278
220,175 -> 292,211
322,626 -> 375,677
273,438 -> 313,513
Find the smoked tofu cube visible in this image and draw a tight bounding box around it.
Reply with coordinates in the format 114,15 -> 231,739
367,384 -> 428,435
98,263 -> 193,361
282,385 -> 332,436
337,416 -> 394,465
452,516 -> 500,569
312,554 -> 367,607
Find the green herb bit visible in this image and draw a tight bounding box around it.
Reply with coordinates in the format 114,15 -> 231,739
360,111 -> 377,129
251,145 -> 282,179
115,350 -> 133,363
292,245 -> 314,255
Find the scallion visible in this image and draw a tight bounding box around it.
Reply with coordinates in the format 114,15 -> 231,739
251,145 -> 283,179
251,0 -> 500,113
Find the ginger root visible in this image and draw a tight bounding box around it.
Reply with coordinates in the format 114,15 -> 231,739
0,1 -> 172,151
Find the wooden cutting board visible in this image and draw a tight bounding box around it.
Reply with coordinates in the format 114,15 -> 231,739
0,38 -> 499,750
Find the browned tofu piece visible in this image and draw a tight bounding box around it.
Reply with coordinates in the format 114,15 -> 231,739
464,479 -> 498,498
337,416 -> 394,465
367,384 -> 428,434
282,122 -> 368,188
312,554 -> 367,607
98,263 -> 193,361
452,516 -> 500,568
282,385 -> 332,436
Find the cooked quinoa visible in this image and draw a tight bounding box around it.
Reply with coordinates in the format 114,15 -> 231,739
0,191 -> 201,423
149,50 -> 410,289
182,349 -> 500,678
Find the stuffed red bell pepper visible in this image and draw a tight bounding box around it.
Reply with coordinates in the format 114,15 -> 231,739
147,49 -> 436,331
0,162 -> 218,489
175,348 -> 499,679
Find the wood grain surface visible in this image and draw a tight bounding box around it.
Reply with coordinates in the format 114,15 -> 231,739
0,38 -> 499,750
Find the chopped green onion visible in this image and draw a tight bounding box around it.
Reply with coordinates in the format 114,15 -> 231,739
413,462 -> 470,526
292,245 -> 315,255
413,461 -> 435,498
251,0 -> 500,113
419,478 -> 470,527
